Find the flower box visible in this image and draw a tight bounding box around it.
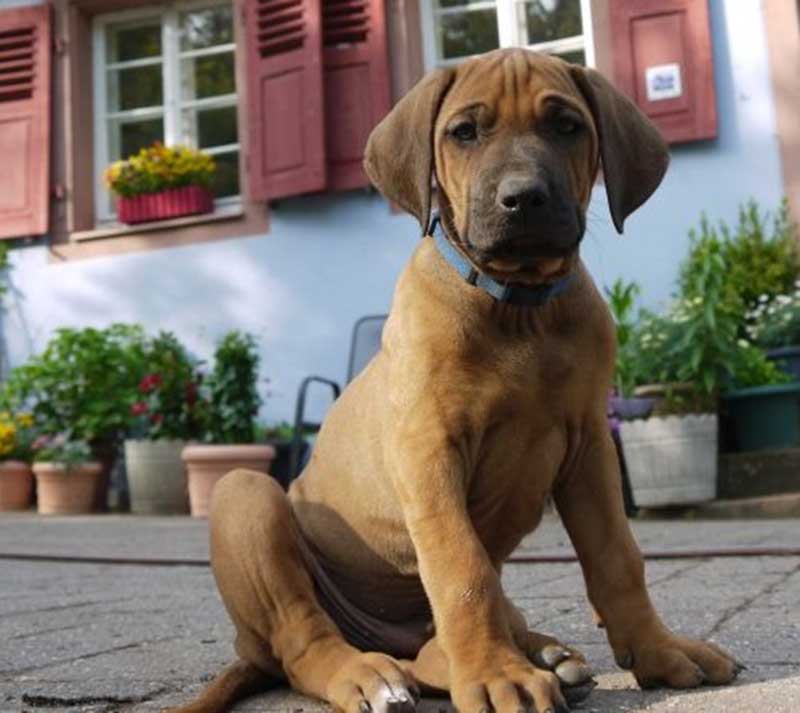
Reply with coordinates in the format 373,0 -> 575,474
117,186 -> 214,225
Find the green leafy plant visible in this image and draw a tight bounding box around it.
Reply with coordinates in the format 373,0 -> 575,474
679,200 -> 800,327
605,278 -> 641,397
671,233 -> 742,401
202,331 -> 261,444
32,433 -> 93,470
730,340 -> 791,389
746,285 -> 800,349
0,325 -> 148,450
128,332 -> 205,440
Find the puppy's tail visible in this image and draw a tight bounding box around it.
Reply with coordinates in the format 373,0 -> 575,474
164,659 -> 281,713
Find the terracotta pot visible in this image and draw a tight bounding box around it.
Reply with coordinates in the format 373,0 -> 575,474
125,439 -> 189,514
182,444 -> 276,518
117,186 -> 214,224
33,462 -> 103,515
0,461 -> 34,511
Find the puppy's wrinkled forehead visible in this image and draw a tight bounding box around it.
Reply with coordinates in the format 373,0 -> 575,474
439,50 -> 587,126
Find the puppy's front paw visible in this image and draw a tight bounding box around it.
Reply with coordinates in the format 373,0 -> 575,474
326,652 -> 419,713
617,635 -> 743,689
451,650 -> 570,713
524,633 -> 595,703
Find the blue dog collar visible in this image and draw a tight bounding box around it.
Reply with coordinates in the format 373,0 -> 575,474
430,216 -> 574,307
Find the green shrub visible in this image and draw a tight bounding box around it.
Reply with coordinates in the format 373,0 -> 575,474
0,325 -> 148,448
202,331 -> 261,444
679,199 -> 799,325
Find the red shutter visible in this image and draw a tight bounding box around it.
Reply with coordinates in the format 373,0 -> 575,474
242,0 -> 326,200
0,4 -> 51,239
610,0 -> 716,144
322,0 -> 390,190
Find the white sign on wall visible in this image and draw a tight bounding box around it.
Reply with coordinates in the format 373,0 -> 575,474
645,63 -> 683,101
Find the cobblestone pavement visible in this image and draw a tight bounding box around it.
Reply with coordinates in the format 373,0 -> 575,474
0,515 -> 798,712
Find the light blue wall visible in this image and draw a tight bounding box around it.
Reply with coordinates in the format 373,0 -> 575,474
0,0 -> 787,424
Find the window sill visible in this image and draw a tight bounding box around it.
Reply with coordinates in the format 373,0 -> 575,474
70,203 -> 245,243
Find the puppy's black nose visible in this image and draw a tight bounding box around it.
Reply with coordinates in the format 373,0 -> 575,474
496,176 -> 550,216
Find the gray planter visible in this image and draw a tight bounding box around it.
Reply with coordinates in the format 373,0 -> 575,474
619,414 -> 718,507
124,439 -> 189,514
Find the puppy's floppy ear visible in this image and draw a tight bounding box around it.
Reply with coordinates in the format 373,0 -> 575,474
364,68 -> 456,234
569,66 -> 669,234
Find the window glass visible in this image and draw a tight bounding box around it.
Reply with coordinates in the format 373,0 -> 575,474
180,53 -> 236,100
106,21 -> 161,62
439,9 -> 500,60
107,65 -> 164,111
515,0 -> 583,45
182,105 -> 238,149
180,5 -> 234,51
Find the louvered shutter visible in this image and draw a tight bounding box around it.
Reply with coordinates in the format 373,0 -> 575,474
242,0 -> 326,200
610,0 -> 717,143
0,4 -> 51,239
322,0 -> 390,190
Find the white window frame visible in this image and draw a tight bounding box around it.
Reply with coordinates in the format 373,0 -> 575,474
92,0 -> 240,225
420,0 -> 595,70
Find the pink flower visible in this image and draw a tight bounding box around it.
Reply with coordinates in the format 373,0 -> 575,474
131,402 -> 149,416
139,373 -> 163,394
32,435 -> 51,451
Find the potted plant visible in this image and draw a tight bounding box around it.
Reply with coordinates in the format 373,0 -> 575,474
619,230 -> 740,508
182,332 -> 275,517
0,324 -> 148,510
105,143 -> 216,225
0,410 -> 36,511
124,332 -> 204,514
31,434 -> 102,515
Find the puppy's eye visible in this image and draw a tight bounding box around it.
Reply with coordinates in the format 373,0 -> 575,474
450,121 -> 478,143
554,115 -> 584,136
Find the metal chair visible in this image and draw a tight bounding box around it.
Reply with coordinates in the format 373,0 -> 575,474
288,315 -> 388,481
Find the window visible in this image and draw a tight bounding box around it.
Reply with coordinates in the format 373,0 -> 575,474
92,1 -> 240,224
421,0 -> 594,69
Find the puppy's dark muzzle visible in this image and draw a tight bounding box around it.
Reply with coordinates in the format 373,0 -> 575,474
489,174 -> 583,252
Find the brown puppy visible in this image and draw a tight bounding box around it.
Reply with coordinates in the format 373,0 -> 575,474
170,49 -> 739,713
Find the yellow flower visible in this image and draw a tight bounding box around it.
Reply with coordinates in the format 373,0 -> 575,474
15,412 -> 33,428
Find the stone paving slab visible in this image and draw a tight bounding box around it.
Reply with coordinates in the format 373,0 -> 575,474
0,515 -> 798,712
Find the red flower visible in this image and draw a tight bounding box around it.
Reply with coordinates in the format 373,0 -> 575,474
149,413 -> 163,425
131,401 -> 149,416
139,373 -> 163,393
